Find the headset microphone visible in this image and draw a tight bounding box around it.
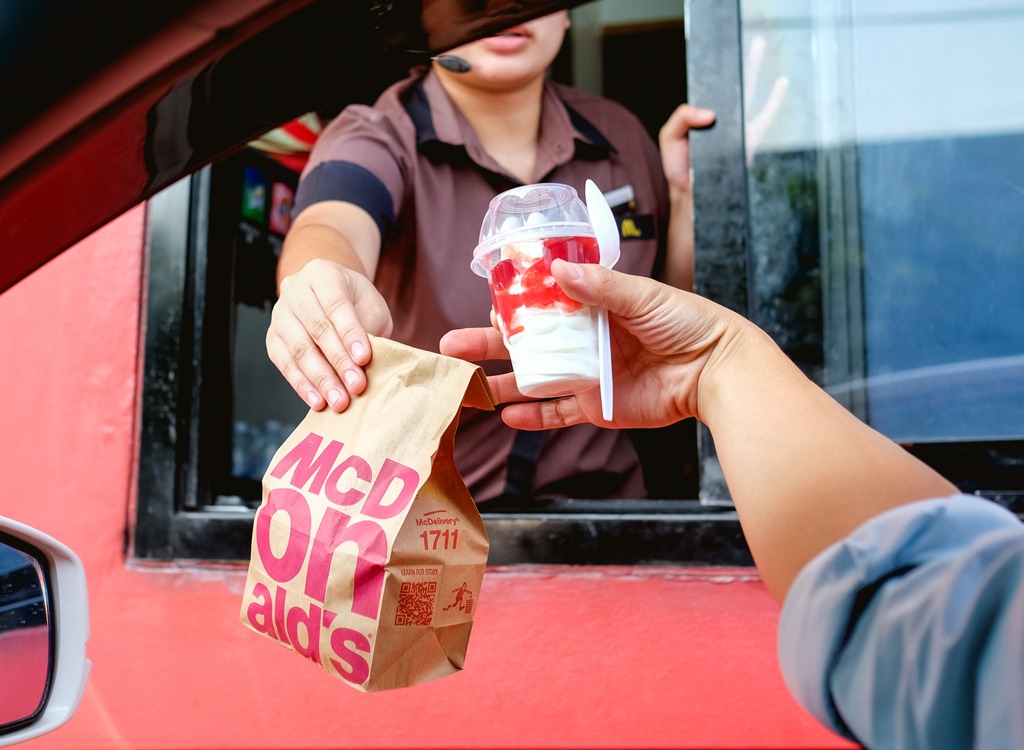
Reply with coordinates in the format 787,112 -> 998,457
431,55 -> 472,73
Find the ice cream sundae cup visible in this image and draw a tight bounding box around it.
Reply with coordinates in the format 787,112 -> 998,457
471,183 -> 601,398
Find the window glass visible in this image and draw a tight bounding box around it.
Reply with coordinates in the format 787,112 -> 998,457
739,0 -> 1024,442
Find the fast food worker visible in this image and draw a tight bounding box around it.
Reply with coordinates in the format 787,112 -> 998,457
265,10 -> 716,504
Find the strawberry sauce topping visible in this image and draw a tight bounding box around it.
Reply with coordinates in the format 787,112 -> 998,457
489,236 -> 600,336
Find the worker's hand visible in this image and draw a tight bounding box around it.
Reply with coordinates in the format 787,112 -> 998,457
266,258 -> 393,412
440,260 -> 735,431
659,104 -> 716,198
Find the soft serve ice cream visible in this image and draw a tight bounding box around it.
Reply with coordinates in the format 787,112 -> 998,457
486,235 -> 601,396
472,185 -> 602,398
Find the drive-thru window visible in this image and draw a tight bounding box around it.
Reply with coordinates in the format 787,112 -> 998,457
134,0 -> 1024,565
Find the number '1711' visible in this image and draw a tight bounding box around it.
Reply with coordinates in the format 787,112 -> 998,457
420,529 -> 459,550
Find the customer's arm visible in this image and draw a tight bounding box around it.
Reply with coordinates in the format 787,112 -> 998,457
444,262 -> 1023,749
440,262 -> 956,601
694,307 -> 956,601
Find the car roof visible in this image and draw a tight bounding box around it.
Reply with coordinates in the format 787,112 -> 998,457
0,0 -> 584,293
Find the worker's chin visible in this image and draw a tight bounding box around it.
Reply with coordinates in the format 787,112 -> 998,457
463,58 -> 544,87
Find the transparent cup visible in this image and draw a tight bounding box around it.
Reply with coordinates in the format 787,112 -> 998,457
471,183 -> 601,398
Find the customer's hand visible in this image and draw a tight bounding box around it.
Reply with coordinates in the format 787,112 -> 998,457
266,258 -> 393,412
440,260 -> 736,431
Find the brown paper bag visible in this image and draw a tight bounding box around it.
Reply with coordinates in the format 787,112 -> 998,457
240,336 -> 494,692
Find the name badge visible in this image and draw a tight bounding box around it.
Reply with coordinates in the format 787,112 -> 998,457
602,184 -> 654,241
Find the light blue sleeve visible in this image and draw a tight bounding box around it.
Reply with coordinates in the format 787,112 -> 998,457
778,494 -> 1024,750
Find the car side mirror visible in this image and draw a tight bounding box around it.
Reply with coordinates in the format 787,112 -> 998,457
0,517 -> 90,747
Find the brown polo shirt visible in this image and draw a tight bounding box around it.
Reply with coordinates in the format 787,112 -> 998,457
294,68 -> 669,502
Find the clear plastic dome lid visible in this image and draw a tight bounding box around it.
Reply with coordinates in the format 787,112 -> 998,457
472,183 -> 594,276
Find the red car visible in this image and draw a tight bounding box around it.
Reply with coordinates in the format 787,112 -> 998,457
3,1 -> 1020,748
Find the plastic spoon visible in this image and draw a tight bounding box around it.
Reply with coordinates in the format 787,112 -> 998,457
585,179 -> 620,422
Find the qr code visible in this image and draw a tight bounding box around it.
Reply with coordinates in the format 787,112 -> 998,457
395,581 -> 437,626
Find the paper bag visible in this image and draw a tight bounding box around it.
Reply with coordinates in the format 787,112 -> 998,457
240,336 -> 495,692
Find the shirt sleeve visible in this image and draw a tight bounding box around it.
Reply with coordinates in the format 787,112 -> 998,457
778,494 -> 1024,749
292,104 -> 409,239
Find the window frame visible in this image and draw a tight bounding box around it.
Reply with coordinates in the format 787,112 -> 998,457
133,0 -> 1022,566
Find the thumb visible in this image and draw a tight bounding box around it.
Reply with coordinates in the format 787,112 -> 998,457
551,260 -> 663,320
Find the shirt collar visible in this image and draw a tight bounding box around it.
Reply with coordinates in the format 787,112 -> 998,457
404,70 -> 615,182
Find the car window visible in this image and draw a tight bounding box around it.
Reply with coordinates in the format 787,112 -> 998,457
132,0 -> 743,566
133,0 -> 1024,565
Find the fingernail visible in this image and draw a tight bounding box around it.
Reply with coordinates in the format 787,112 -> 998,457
306,391 -> 322,408
344,370 -> 360,389
561,261 -> 582,280
351,341 -> 367,361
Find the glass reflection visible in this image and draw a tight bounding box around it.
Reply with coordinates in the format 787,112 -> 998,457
0,541 -> 50,727
739,0 -> 1024,442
